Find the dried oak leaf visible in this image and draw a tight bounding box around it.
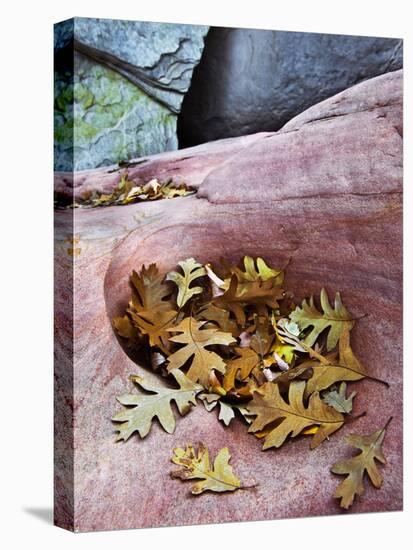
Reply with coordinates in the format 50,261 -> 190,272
167,317 -> 236,387
304,329 -> 366,395
289,288 -> 354,351
331,420 -> 391,509
129,308 -> 178,355
129,263 -> 173,313
112,369 -> 202,441
171,443 -> 241,494
196,304 -> 240,337
112,315 -> 142,346
223,347 -> 260,392
248,380 -> 344,450
322,382 -> 357,414
231,256 -> 284,285
166,258 -> 206,308
213,275 -> 284,325
160,180 -> 194,198
250,316 -> 274,358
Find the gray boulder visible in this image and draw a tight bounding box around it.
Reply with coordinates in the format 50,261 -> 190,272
178,28 -> 403,147
54,18 -> 208,171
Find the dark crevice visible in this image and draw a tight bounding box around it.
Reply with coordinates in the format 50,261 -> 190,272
196,190 -> 402,207
177,29 -> 403,150
74,39 -> 183,114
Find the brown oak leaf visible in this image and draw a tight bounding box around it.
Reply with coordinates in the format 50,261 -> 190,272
166,317 -> 236,387
248,380 -> 344,449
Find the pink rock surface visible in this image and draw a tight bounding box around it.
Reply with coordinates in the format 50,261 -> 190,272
54,133 -> 269,201
54,70 -> 403,532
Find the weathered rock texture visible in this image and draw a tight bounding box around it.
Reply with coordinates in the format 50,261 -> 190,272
54,70 -> 402,532
54,18 -> 208,171
179,28 -> 403,147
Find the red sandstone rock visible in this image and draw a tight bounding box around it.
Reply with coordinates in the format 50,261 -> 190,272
54,70 -> 402,532
54,133 -> 269,201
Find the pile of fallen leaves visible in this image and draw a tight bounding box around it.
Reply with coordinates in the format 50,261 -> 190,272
112,256 -> 390,508
55,174 -> 195,209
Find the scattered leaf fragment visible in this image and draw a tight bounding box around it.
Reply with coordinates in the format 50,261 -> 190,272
56,176 -> 195,209
322,382 -> 356,414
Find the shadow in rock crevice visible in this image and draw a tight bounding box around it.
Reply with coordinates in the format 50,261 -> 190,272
177,27 -> 403,149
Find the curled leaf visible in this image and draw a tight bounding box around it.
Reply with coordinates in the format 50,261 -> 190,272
322,382 -> 356,414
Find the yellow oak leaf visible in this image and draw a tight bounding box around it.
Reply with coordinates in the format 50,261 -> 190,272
166,258 -> 206,308
170,443 -> 241,494
304,329 -> 366,395
232,256 -> 284,285
213,275 -> 284,325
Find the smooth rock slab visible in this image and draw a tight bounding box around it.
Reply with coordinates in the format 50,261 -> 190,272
54,70 -> 402,531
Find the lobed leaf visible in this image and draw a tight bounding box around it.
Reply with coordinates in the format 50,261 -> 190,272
112,370 -> 203,441
171,443 -> 242,494
248,380 -> 344,450
166,258 -> 206,308
331,420 -> 390,509
290,288 -> 354,351
167,317 -> 236,387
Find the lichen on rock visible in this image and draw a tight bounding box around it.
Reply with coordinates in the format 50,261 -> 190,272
54,18 -> 208,171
